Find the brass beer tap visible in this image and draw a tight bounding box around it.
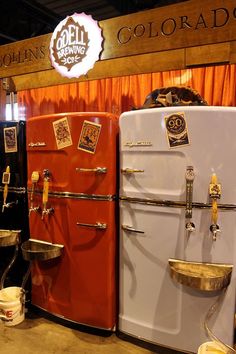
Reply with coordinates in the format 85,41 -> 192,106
209,173 -> 221,241
2,166 -> 10,213
185,166 -> 196,233
41,169 -> 54,220
29,171 -> 40,216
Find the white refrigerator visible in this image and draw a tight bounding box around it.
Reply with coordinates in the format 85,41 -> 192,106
119,106 -> 236,353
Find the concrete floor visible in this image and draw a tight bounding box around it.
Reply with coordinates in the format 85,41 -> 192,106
0,309 -> 155,354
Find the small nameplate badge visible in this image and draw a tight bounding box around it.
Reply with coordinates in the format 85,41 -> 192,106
124,141 -> 152,147
28,142 -> 46,147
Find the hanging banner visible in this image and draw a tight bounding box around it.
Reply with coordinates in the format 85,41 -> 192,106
49,12 -> 103,78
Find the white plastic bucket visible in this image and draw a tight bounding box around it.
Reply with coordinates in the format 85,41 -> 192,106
198,341 -> 227,354
0,287 -> 25,326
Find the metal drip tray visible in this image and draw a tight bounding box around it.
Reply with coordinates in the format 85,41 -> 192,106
21,239 -> 64,261
0,229 -> 21,246
168,258 -> 233,291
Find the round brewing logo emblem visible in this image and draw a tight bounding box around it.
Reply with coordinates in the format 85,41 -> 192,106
165,114 -> 186,135
49,13 -> 103,78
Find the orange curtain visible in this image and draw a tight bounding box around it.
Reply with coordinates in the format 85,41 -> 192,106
18,64 -> 236,120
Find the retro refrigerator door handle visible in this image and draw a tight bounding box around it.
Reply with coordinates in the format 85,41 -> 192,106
76,167 -> 107,174
122,225 -> 145,234
121,168 -> 144,174
76,222 -> 107,230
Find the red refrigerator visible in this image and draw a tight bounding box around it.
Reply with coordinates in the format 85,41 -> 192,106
26,112 -> 118,330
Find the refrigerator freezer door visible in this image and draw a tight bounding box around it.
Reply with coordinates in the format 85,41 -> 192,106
119,107 -> 236,204
27,112 -> 118,195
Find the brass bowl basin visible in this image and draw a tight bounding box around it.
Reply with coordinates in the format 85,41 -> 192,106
21,239 -> 64,261
168,258 -> 233,291
0,229 -> 21,246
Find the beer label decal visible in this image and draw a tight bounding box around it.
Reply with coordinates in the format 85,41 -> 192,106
50,13 -> 103,79
78,120 -> 101,154
2,172 -> 10,184
164,112 -> 190,148
53,117 -> 73,149
4,127 -> 17,153
209,183 -> 221,199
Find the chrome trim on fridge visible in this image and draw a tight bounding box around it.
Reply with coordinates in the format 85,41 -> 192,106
28,189 -> 116,201
0,186 -> 26,194
120,196 -> 236,211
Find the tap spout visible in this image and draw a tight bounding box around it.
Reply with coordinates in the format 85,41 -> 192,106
29,205 -> 41,216
186,221 -> 196,233
3,200 -> 18,210
41,207 -> 54,220
210,223 -> 220,241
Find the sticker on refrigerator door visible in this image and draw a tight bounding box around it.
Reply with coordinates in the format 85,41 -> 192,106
2,171 -> 10,184
77,120 -> 101,154
164,112 -> 190,148
53,117 -> 73,149
3,127 -> 17,153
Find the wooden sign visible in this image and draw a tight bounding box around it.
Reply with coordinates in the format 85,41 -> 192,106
0,0 -> 235,79
101,0 -> 236,59
0,35 -> 51,78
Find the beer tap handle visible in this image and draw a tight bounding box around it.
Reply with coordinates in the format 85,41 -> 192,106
43,169 -> 50,200
185,166 -> 195,233
212,199 -> 218,225
209,173 -> 221,241
29,171 -> 40,216
42,169 -> 52,220
30,171 -> 39,202
2,166 -> 10,213
209,173 -> 221,223
185,166 -> 195,219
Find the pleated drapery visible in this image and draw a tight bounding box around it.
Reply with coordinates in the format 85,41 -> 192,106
18,64 -> 236,120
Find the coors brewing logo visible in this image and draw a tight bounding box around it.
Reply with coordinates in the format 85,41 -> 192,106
50,13 -> 103,78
